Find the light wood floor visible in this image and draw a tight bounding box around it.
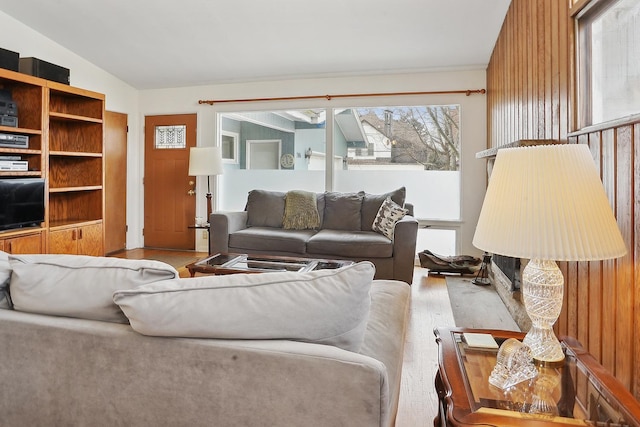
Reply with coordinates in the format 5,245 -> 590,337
111,249 -> 456,426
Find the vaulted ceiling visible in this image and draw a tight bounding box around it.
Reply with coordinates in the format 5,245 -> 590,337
0,0 -> 511,90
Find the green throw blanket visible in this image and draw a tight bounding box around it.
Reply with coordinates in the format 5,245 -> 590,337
283,190 -> 320,230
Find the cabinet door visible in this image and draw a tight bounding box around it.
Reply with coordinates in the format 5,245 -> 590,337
1,233 -> 43,254
49,229 -> 78,254
78,223 -> 103,256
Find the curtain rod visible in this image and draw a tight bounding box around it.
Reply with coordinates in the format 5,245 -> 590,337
198,88 -> 486,105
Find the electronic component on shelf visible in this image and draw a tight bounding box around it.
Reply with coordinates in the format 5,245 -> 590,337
0,115 -> 17,127
0,89 -> 18,127
0,133 -> 28,148
19,57 -> 70,85
0,160 -> 28,171
0,47 -> 19,72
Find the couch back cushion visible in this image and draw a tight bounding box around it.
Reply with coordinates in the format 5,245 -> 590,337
361,187 -> 406,231
246,190 -> 285,228
9,254 -> 178,323
322,191 -> 364,231
113,261 -> 375,352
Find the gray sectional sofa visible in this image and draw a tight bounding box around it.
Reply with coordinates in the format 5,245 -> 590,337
0,252 -> 411,427
210,188 -> 419,284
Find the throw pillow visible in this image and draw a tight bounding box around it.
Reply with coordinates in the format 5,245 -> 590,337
246,189 -> 286,228
113,261 -> 375,352
361,187 -> 406,231
322,191 -> 364,231
372,197 -> 408,239
9,254 -> 179,323
0,251 -> 12,309
282,190 -> 320,230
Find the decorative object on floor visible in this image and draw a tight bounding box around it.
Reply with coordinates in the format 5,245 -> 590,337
473,144 -> 627,364
188,146 -> 224,219
445,276 -> 520,331
489,338 -> 538,390
418,249 -> 481,275
472,252 -> 492,286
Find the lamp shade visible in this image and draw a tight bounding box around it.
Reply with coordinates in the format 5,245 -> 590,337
188,146 -> 224,176
473,144 -> 626,261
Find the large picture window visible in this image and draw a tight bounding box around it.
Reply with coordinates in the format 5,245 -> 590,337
577,0 -> 640,126
218,103 -> 463,255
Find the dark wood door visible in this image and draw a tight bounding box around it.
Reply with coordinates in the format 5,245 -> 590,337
104,111 -> 128,254
144,114 -> 196,250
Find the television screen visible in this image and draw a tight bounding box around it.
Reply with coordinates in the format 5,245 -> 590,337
0,178 -> 45,231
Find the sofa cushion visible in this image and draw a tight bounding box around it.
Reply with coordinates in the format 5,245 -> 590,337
361,187 -> 406,230
282,190 -> 320,230
230,227 -> 316,254
372,197 -> 408,239
246,189 -> 285,228
322,191 -> 364,231
9,254 -> 178,323
113,261 -> 375,352
307,229 -> 393,258
0,251 -> 11,309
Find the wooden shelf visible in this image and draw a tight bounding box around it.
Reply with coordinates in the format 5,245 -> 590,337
0,68 -> 105,255
49,111 -> 103,124
49,185 -> 102,193
0,146 -> 41,153
48,218 -> 102,231
476,139 -> 559,159
49,151 -> 102,158
0,126 -> 42,135
0,171 -> 42,177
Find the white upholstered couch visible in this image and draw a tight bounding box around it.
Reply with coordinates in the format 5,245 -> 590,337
0,252 -> 410,427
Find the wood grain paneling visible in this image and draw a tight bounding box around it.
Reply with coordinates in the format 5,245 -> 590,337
487,0 -> 640,399
487,0 -> 573,145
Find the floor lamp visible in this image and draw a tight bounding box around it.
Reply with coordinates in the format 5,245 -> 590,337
188,146 -> 224,221
473,144 -> 626,365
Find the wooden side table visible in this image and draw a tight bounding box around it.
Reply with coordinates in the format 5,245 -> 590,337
434,327 -> 640,426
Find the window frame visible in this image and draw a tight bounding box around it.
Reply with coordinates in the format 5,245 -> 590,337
575,0 -> 640,127
221,130 -> 239,164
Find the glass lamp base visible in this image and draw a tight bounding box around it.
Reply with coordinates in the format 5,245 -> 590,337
521,259 -> 565,364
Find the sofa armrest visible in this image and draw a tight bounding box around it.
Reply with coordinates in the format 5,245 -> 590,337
391,215 -> 418,284
209,211 -> 248,254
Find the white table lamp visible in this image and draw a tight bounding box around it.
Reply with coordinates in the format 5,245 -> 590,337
188,146 -> 224,220
473,144 -> 626,364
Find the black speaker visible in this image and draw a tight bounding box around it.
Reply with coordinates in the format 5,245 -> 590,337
19,57 -> 70,85
0,47 -> 19,72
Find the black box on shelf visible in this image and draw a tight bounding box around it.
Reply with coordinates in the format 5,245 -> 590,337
0,47 -> 19,72
19,57 -> 70,85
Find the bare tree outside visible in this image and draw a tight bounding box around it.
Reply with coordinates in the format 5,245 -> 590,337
352,105 -> 460,171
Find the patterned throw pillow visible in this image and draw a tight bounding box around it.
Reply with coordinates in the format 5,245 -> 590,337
372,197 -> 408,239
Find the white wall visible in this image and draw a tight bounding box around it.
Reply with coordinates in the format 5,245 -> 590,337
138,70 -> 488,255
1,10 -> 487,256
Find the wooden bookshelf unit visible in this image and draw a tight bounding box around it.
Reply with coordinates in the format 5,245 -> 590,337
0,68 -> 105,255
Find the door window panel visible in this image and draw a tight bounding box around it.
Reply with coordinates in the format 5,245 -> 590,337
154,125 -> 186,149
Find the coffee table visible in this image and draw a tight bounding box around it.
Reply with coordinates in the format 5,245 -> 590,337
185,252 -> 354,277
434,327 -> 640,426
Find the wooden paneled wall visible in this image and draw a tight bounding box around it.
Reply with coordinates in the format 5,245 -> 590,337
486,0 -> 640,398
487,0 -> 573,144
